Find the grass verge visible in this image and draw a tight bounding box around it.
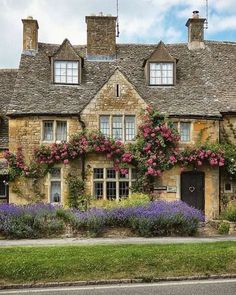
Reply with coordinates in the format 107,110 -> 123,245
0,242 -> 236,285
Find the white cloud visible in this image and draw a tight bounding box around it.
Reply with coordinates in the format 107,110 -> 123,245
0,0 -> 235,67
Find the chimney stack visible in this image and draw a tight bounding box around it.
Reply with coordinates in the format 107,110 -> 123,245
186,11 -> 206,50
86,14 -> 117,60
22,16 -> 39,52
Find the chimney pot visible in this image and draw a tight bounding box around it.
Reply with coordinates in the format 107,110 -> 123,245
192,10 -> 200,18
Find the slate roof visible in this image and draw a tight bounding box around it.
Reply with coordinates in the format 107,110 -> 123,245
0,69 -> 18,148
6,40 -> 236,118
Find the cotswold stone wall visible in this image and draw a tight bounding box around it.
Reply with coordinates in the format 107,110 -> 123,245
8,116 -> 82,205
81,69 -> 147,130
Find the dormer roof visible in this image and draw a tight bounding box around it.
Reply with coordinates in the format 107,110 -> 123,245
143,41 -> 177,67
51,38 -> 83,63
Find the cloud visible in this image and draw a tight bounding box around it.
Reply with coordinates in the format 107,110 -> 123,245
0,0 -> 235,67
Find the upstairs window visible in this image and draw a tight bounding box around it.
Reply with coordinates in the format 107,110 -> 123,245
99,115 -> 136,141
180,122 -> 191,142
54,61 -> 79,84
43,120 -> 67,142
149,62 -> 174,85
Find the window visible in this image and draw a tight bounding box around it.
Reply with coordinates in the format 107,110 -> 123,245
170,121 -> 191,142
49,168 -> 62,203
93,168 -> 136,200
224,181 -> 233,193
149,62 -> 174,85
112,116 -> 123,140
43,120 -> 67,142
99,115 -> 136,141
54,61 -> 79,84
180,122 -> 191,142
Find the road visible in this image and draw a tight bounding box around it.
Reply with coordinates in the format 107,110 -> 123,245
1,279 -> 236,295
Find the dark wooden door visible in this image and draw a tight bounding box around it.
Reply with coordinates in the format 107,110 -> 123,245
181,171 -> 204,211
0,175 -> 9,203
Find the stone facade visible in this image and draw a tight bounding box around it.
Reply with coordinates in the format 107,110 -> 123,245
1,12 -> 236,220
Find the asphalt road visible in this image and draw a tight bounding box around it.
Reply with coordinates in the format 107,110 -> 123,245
1,279 -> 236,295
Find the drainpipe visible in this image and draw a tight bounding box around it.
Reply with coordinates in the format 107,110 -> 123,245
78,114 -> 86,181
219,119 -> 222,215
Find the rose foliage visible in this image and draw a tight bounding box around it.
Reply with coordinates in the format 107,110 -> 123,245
4,107 -> 228,191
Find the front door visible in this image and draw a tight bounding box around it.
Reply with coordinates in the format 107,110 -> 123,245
181,171 -> 204,211
0,175 -> 9,203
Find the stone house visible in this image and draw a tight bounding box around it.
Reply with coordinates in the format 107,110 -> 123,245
0,12 -> 236,219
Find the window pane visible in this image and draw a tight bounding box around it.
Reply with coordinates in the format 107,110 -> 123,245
100,116 -> 110,137
107,168 -> 116,179
107,182 -> 116,200
119,182 -> 129,199
180,122 -> 191,142
112,116 -> 123,140
94,168 -> 104,179
54,61 -> 79,84
225,182 -> 232,192
149,63 -> 173,85
125,116 -> 135,141
56,121 -> 67,141
50,181 -> 61,203
43,121 -> 53,141
94,182 -> 103,199
50,168 -> 61,179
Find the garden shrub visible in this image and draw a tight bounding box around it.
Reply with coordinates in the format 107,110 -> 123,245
119,193 -> 150,207
218,222 -> 230,235
0,203 -> 64,239
221,203 -> 236,222
0,201 -> 204,239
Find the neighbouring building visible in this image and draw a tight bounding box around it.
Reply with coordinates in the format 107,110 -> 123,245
0,11 -> 236,219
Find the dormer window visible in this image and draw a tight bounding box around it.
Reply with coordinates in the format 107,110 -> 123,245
144,41 -> 176,86
54,61 -> 79,84
149,62 -> 174,85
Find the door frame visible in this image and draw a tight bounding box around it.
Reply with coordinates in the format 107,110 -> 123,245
180,170 -> 205,212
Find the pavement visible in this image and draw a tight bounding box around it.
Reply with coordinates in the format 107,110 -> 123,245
0,236 -> 236,247
1,279 -> 236,295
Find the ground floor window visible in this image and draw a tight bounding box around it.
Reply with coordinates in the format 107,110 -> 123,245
93,167 -> 136,200
49,168 -> 62,203
224,180 -> 233,193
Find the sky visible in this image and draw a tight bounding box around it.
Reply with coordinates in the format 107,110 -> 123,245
0,0 -> 236,68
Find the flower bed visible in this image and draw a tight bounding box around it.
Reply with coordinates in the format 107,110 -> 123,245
0,201 -> 204,239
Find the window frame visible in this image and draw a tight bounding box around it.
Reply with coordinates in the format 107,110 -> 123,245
171,121 -> 192,143
42,119 -> 68,143
53,60 -> 80,85
48,167 -> 63,204
149,62 -> 175,86
99,114 -> 136,142
92,167 -> 137,201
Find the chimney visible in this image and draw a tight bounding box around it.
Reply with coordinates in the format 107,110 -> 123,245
186,11 -> 206,50
22,16 -> 39,52
86,13 -> 117,60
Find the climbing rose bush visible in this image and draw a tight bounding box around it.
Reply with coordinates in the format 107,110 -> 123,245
4,106 -> 227,190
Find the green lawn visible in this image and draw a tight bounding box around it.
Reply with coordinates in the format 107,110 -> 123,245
0,242 -> 236,285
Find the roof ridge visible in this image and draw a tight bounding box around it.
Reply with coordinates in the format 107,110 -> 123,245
0,69 -> 18,72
